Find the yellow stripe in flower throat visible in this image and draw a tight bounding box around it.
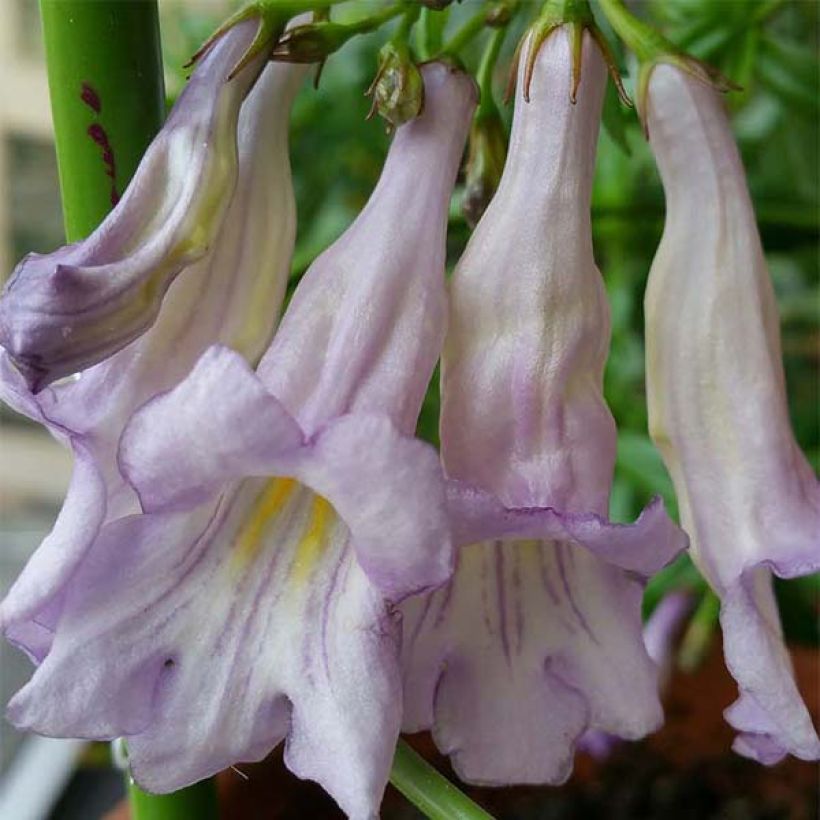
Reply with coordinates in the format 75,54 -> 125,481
231,478 -> 336,582
232,478 -> 297,570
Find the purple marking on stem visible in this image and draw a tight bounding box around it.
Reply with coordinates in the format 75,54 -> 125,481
85,122 -> 120,204
80,82 -> 102,114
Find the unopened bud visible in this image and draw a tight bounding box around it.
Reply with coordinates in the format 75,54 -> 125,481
367,42 -> 425,130
417,0 -> 454,8
462,109 -> 507,229
271,21 -> 349,63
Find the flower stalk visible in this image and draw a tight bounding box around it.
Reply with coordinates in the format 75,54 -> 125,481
39,0 -> 165,241
390,740 -> 495,820
596,0 -> 736,125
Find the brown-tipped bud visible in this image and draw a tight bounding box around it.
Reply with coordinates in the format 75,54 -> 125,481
367,42 -> 425,130
417,0 -> 454,9
462,110 -> 507,228
271,21 -> 350,64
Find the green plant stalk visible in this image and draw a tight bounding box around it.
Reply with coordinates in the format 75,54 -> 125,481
476,25 -> 507,118
39,0 -> 165,241
390,740 -> 496,820
677,589 -> 721,673
126,778 -> 219,820
417,6 -> 448,61
440,5 -> 491,57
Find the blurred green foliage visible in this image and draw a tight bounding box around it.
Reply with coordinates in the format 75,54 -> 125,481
161,0 -> 818,642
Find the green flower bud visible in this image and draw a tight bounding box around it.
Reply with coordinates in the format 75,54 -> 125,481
271,21 -> 351,64
368,42 -> 425,130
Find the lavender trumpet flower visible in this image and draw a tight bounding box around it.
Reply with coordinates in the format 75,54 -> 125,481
6,63 -> 475,819
0,54 -> 307,664
0,19 -> 266,392
400,31 -> 686,786
644,65 -> 820,763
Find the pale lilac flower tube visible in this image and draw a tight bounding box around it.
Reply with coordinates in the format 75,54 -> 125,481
7,63 -> 475,820
0,20 -> 265,391
401,31 -> 687,786
0,55 -> 307,667
645,65 -> 820,763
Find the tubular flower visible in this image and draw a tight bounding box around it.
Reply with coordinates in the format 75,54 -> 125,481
0,19 -> 266,392
400,31 -> 686,786
6,63 -> 475,819
644,65 -> 820,763
0,57 -> 307,670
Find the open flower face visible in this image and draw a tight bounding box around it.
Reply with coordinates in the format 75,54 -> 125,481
645,65 -> 820,763
400,30 -> 687,786
6,62 -> 476,820
0,19 -> 267,392
0,55 -> 307,664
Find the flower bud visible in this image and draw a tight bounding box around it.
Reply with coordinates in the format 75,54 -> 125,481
462,109 -> 507,229
271,21 -> 350,63
367,42 -> 425,130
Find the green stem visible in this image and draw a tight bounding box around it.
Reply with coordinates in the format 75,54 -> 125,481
595,0 -> 672,62
417,6 -> 448,61
350,2 -> 407,35
126,778 -> 219,820
39,0 -> 165,242
677,589 -> 720,673
394,3 -> 421,42
439,5 -> 490,57
476,25 -> 506,117
390,740 -> 496,820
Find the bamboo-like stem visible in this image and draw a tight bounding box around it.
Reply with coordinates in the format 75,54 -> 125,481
39,0 -> 166,241
390,740 -> 496,820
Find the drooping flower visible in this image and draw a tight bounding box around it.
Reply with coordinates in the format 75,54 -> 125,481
6,62 -> 476,819
400,30 -> 687,785
0,53 -> 307,669
0,18 -> 266,391
644,64 -> 820,763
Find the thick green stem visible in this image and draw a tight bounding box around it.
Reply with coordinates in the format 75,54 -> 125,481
126,778 -> 219,820
39,0 -> 165,241
390,740 -> 496,820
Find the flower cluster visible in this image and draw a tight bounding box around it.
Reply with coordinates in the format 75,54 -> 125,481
0,5 -> 816,819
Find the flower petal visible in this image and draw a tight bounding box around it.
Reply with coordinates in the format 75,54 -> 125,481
119,345 -> 305,512
446,480 -> 684,576
721,569 -> 820,762
0,19 -> 265,390
7,482 -> 400,819
401,538 -> 663,784
0,440 -> 106,662
121,344 -> 452,599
